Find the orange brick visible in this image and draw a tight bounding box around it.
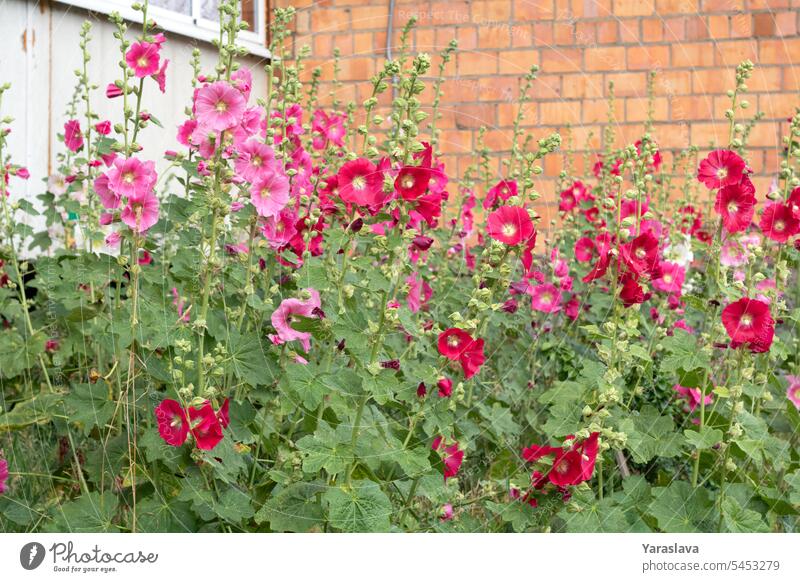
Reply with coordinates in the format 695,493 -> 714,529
477,25 -> 512,49
692,68 -> 736,94
730,13 -> 753,37
672,42 -> 718,68
746,67 -> 782,92
482,129 -> 514,150
715,39 -> 758,66
708,15 -> 729,39
656,0 -> 699,13
618,18 -> 640,43
613,0 -> 654,16
605,72 -> 648,96
685,16 -> 710,40
583,99 -> 611,123
539,101 -> 582,125
573,0 -> 613,19
498,102 -> 537,126
541,48 -> 582,73
533,23 -> 554,45
642,18 -> 664,42
596,20 -> 619,43
671,96 -> 717,121
774,11 -> 798,36
472,0 -> 512,23
758,94 -> 798,120
457,52 -> 499,75
575,22 -> 597,45
663,17 -> 685,41
702,0 -> 744,10
625,96 -> 669,122
562,73 -> 605,99
555,22 -> 576,45
585,46 -> 625,71
350,6 -> 387,30
311,9 -> 350,32
627,46 -> 670,70
478,76 -> 520,101
454,103 -> 497,128
760,38 -> 800,63
516,0 -> 556,20
498,50 -> 539,74
428,2 -> 471,25
753,13 -> 776,36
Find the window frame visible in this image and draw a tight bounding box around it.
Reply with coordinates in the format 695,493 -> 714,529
54,0 -> 270,59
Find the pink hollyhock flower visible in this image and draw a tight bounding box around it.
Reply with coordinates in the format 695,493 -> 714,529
64,119 -> 84,152
155,399 -> 189,447
722,297 -> 774,353
559,187 -> 577,212
262,211 -> 298,249
251,166 -> 290,218
715,177 -> 756,233
172,287 -> 190,322
574,237 -> 597,262
337,158 -> 386,207
105,231 -> 122,248
673,319 -> 695,334
189,124 -> 219,158
459,338 -> 485,379
106,83 -> 123,99
138,251 -> 152,265
755,279 -> 779,304
195,81 -> 246,131
270,289 -> 322,352
108,157 -> 157,200
155,58 -> 169,93
564,295 -> 580,320
720,238 -> 747,267
437,377 -> 453,398
121,191 -> 160,233
0,456 -> 8,495
697,149 -> 746,189
522,443 -> 562,462
99,213 -> 113,226
95,120 -> 111,135
530,283 -> 562,313
760,202 -> 799,243
406,272 -> 432,313
230,68 -> 252,100
235,139 -> 276,182
486,205 -> 534,246
188,402 -> 224,450
652,261 -> 685,294
311,109 -> 346,149
440,503 -> 454,521
94,174 -> 120,209
673,384 -> 713,413
483,179 -> 516,209
786,375 -> 800,409
125,41 -> 161,78
177,119 -> 197,147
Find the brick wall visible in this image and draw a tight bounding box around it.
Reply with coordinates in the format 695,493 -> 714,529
275,0 -> 800,213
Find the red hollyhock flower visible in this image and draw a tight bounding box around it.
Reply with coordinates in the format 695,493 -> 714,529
574,237 -> 597,262
721,298 -> 775,353
760,202 -> 799,243
437,377 -> 453,398
394,165 -> 430,200
337,158 -> 386,207
522,443 -> 561,462
438,328 -> 474,360
459,338 -> 485,379
697,149 -> 746,190
486,205 -> 534,246
155,399 -> 189,447
582,249 -> 611,283
619,273 -> 648,307
442,443 -> 464,480
715,177 -> 756,233
188,402 -> 224,450
559,188 -> 577,212
620,231 -> 660,278
549,450 -> 583,486
483,179 -> 517,209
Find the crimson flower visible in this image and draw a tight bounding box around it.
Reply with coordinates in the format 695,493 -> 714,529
155,399 -> 189,447
574,237 -> 596,262
697,149 -> 746,189
714,177 -> 756,233
438,328 -> 474,360
433,437 -> 464,481
620,231 -> 660,278
394,165 -> 430,200
619,273 -> 648,307
437,377 -> 453,398
188,402 -> 224,451
760,202 -> 799,243
721,298 -> 774,353
486,205 -> 534,246
483,179 -> 517,209
337,158 -> 386,207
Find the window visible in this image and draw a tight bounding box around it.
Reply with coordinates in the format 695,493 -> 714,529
55,0 -> 269,58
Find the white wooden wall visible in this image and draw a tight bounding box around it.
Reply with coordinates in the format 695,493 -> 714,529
0,0 -> 268,223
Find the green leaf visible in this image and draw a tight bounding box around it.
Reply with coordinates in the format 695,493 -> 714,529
324,480 -> 392,532
228,332 -> 272,387
64,383 -> 115,435
721,498 -> 769,533
280,364 -> 334,410
618,405 -> 682,464
684,427 -> 723,450
660,329 -> 710,374
0,392 -> 64,432
296,422 -> 354,475
49,492 -> 119,532
647,482 -> 715,533
255,482 -> 325,532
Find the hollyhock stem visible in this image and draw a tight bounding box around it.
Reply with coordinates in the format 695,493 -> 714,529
124,233 -> 142,532
197,211 -> 219,395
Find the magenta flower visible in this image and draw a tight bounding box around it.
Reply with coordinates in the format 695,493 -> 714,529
106,83 -> 123,99
337,158 -> 386,207
261,210 -> 297,249
697,149 -> 746,190
155,399 -> 189,447
155,58 -> 169,93
195,81 -> 246,131
786,375 -> 800,410
311,109 -> 346,149
0,456 -> 8,495
270,289 -> 321,352
121,191 -> 159,233
94,174 -> 121,209
64,119 -> 84,153
251,166 -> 290,218
125,41 -> 161,78
530,283 -> 562,313
230,68 -> 253,100
235,139 -> 276,182
652,261 -> 685,294
107,157 -> 157,201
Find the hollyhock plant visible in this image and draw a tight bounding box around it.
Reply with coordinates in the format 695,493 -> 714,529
107,157 -> 157,200
530,283 -> 562,313
715,178 -> 756,233
270,289 -> 322,352
155,399 -> 189,447
251,167 -> 290,218
760,203 -> 799,243
121,191 -> 160,233
697,149 -> 746,189
235,139 -> 276,182
652,261 -> 685,294
486,205 -> 534,246
673,384 -> 714,413
437,377 -> 453,398
721,298 -> 775,352
337,158 -> 386,207
433,437 -> 464,481
195,81 -> 246,131
484,179 -> 517,209
125,41 -> 160,77
64,120 -> 84,153
786,376 -> 800,409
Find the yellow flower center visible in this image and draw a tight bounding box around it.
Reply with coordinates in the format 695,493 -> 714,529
402,175 -> 415,189
774,220 -> 785,232
352,175 -> 366,190
716,167 -> 728,179
740,314 -> 753,327
122,171 -> 135,184
215,100 -> 228,113
501,223 -> 517,237
137,57 -> 149,68
727,202 -> 738,214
